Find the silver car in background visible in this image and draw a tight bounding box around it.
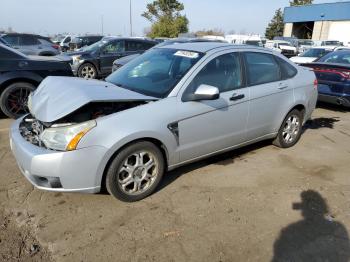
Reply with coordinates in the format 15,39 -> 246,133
10,43 -> 318,202
1,33 -> 60,56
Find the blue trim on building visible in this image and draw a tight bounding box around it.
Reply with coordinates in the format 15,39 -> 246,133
284,2 -> 350,23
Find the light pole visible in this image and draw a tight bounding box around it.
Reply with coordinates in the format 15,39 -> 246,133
101,15 -> 104,35
129,0 -> 133,36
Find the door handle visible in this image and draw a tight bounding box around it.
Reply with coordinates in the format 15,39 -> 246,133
278,84 -> 288,90
230,94 -> 245,101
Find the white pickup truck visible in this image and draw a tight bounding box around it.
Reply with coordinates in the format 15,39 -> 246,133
265,40 -> 297,57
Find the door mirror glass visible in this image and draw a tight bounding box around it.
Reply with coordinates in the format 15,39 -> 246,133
186,84 -> 219,101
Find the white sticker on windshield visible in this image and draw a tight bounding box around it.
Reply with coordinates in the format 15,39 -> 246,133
174,50 -> 199,59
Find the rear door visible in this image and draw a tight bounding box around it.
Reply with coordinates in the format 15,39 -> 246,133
243,52 -> 294,140
99,40 -> 125,75
125,40 -> 150,56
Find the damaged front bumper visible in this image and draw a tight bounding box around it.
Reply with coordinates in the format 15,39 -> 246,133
10,117 -> 108,193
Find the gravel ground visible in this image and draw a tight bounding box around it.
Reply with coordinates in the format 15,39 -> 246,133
0,104 -> 350,262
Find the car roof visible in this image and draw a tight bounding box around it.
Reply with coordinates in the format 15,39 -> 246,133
101,36 -> 157,43
157,42 -> 268,53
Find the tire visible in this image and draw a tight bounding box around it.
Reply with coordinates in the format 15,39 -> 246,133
106,141 -> 165,202
0,82 -> 35,119
78,63 -> 97,79
273,109 -> 303,148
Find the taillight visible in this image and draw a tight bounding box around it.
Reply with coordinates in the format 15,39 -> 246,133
313,78 -> 318,89
52,44 -> 60,50
313,67 -> 350,79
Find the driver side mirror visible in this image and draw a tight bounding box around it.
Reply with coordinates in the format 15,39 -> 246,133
184,84 -> 220,102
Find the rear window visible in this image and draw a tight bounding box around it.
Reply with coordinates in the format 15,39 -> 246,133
2,35 -> 20,45
276,57 -> 297,79
318,51 -> 350,64
20,35 -> 39,45
244,52 -> 280,86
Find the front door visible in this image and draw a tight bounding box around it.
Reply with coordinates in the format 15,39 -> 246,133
177,52 -> 250,162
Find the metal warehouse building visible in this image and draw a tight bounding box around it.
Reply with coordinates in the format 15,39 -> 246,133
283,1 -> 350,44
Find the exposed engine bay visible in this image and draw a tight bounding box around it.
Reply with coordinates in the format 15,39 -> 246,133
20,101 -> 148,147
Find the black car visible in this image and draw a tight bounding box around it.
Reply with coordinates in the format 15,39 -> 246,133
68,35 -> 103,51
112,38 -> 226,72
303,50 -> 350,107
67,37 -> 157,79
0,44 -> 73,118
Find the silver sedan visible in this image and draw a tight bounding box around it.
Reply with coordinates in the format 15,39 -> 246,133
10,42 -> 318,201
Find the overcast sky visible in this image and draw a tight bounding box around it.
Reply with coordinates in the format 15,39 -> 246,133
0,0 -> 340,36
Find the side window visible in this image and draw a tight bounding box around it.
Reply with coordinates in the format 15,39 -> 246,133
244,52 -> 280,86
64,37 -> 71,43
126,41 -> 144,51
186,52 -> 242,94
20,36 -> 39,45
276,57 -> 297,79
103,40 -> 125,53
143,42 -> 156,50
3,35 -> 19,45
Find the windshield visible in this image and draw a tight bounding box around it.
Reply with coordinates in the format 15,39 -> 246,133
301,48 -> 330,58
278,43 -> 292,47
245,40 -> 261,46
81,39 -> 108,52
106,48 -> 204,98
317,51 -> 350,64
323,41 -> 340,46
299,40 -> 313,46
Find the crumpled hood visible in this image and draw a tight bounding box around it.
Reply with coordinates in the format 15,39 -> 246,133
29,76 -> 157,122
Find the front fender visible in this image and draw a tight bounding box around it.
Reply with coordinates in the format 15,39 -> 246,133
0,71 -> 42,88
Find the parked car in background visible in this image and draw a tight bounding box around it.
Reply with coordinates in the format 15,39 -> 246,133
297,39 -> 314,54
313,40 -> 342,49
68,35 -> 103,51
0,44 -> 72,118
290,47 -> 333,64
303,50 -> 350,107
67,37 -> 157,79
265,40 -> 297,57
60,35 -> 72,52
112,38 -> 230,72
0,37 -> 9,46
1,33 -> 60,56
225,34 -> 263,47
10,43 -> 317,201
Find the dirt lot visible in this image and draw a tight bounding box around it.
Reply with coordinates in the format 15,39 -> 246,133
1,104 -> 350,262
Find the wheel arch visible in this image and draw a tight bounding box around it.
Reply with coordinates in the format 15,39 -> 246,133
99,137 -> 169,191
0,74 -> 41,96
277,103 -> 306,133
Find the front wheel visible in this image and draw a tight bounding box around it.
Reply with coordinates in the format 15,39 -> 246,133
273,109 -> 303,148
106,141 -> 165,202
0,82 -> 35,119
78,63 -> 97,79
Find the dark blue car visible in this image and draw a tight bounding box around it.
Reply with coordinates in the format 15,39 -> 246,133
304,50 -> 350,107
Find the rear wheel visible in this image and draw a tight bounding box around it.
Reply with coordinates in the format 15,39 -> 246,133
273,109 -> 303,148
0,82 -> 35,119
106,141 -> 165,202
78,63 -> 97,79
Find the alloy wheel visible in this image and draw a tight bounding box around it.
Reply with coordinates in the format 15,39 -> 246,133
117,151 -> 159,195
282,115 -> 300,144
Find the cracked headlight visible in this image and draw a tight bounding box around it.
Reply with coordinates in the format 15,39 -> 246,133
40,120 -> 96,151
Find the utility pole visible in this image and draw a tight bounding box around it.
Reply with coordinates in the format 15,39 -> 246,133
101,15 -> 104,35
129,0 -> 133,36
